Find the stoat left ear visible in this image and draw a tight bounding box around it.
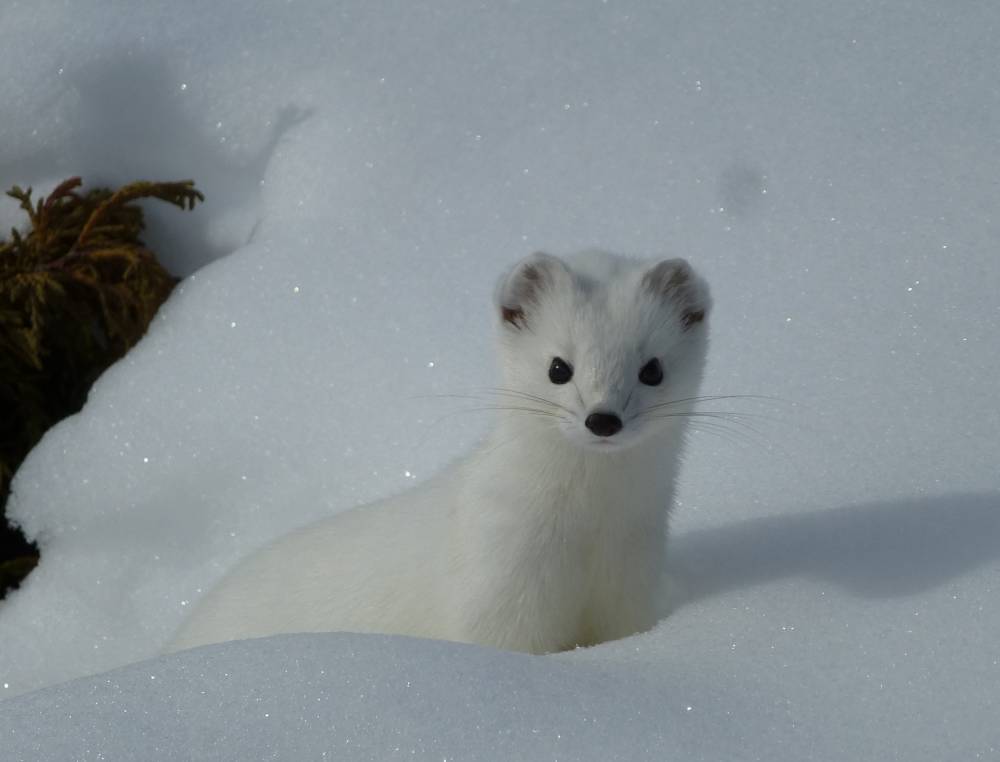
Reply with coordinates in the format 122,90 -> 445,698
495,252 -> 572,329
642,258 -> 711,330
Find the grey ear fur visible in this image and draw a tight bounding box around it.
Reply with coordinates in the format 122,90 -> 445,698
642,258 -> 711,330
495,252 -> 571,329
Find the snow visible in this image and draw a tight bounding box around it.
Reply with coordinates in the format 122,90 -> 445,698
1,0 -> 999,759
1,634 -> 683,761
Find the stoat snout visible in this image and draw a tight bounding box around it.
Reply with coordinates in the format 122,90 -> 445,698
585,411 -> 623,437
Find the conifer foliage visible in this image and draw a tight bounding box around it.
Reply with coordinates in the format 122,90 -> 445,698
0,177 -> 203,595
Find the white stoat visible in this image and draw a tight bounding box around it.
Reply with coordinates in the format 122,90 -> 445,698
168,250 -> 711,654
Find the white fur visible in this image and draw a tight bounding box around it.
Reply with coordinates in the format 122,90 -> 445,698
168,250 -> 711,654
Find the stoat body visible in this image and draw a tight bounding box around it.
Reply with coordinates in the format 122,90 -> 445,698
168,250 -> 711,654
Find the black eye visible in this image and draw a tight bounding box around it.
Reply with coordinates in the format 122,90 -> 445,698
638,358 -> 663,386
548,357 -> 573,384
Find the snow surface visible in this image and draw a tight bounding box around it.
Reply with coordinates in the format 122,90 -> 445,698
1,634 -> 683,761
2,0 -> 999,758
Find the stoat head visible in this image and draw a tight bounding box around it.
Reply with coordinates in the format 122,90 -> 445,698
494,250 -> 711,452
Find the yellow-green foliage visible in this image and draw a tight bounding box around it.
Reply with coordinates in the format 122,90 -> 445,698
0,176 -> 203,594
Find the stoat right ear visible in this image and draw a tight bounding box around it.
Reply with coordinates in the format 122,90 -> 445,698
642,258 -> 712,330
495,252 -> 572,329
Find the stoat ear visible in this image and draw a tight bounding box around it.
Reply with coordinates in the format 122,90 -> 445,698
642,258 -> 711,330
495,252 -> 572,329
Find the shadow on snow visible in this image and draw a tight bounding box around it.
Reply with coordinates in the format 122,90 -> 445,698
669,491 -> 1000,605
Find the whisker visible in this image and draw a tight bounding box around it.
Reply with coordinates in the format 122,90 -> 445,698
410,387 -> 575,417
641,411 -> 773,449
633,408 -> 777,422
683,421 -> 760,449
637,394 -> 780,414
643,411 -> 764,428
484,386 -> 577,417
480,405 -> 567,419
418,403 -> 567,429
676,411 -> 770,436
698,414 -> 767,439
700,423 -> 772,450
444,404 -> 568,419
415,387 -> 579,417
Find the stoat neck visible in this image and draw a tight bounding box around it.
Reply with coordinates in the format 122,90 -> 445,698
464,413 -> 683,522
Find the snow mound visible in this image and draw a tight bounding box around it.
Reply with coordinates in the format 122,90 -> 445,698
1,634 -> 684,761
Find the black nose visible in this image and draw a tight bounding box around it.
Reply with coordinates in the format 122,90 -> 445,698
585,412 -> 623,437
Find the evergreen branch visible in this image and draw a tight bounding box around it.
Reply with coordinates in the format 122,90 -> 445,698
0,175 -> 203,594
75,180 -> 204,250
